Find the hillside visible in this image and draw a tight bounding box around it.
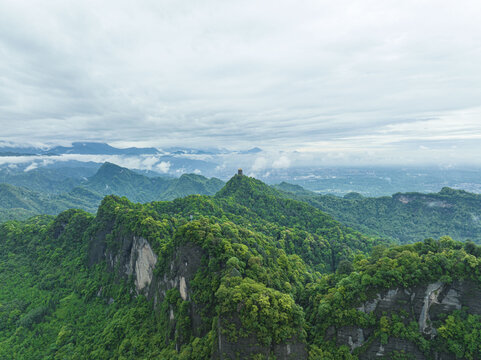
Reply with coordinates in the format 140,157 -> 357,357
0,183 -> 102,222
275,182 -> 481,244
0,166 -> 96,194
88,163 -> 225,202
0,162 -> 225,222
0,183 -> 46,212
86,162 -> 172,202
1,174 -> 480,359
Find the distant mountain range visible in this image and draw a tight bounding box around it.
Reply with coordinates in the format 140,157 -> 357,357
0,165 -> 97,194
0,142 -> 224,175
0,142 -> 160,156
0,141 -> 262,157
47,142 -> 160,155
0,142 -> 267,179
0,162 -> 224,223
3,142 -> 481,198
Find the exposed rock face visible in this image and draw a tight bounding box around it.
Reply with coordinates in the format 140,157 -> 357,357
88,228 -> 307,359
361,337 -> 426,360
337,280 -> 481,359
88,226 -> 206,334
337,326 -> 369,352
215,317 -> 307,360
89,229 -> 205,321
148,242 -> 203,303
179,276 -> 188,300
126,236 -> 157,291
90,233 -> 158,293
419,281 -> 443,336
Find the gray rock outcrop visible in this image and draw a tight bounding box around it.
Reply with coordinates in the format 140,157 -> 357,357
88,225 -> 307,359
337,280 -> 481,359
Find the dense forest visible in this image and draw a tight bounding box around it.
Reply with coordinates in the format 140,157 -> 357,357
0,163 -> 224,223
4,162 -> 481,248
275,182 -> 481,244
1,174 -> 480,359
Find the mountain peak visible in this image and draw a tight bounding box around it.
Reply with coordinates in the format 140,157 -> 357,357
215,174 -> 279,201
88,162 -> 146,186
439,187 -> 467,195
94,162 -> 126,177
274,182 -> 312,195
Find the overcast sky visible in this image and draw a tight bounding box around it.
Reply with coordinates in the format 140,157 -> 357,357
1,0 -> 481,165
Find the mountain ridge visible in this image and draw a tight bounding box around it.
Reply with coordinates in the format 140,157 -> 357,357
1,175 -> 480,359
275,181 -> 481,244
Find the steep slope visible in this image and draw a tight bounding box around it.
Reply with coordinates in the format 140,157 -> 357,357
216,175 -> 341,233
276,182 -> 481,244
304,237 -> 481,359
0,193 -> 314,359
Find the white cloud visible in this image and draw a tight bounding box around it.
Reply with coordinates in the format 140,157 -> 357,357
251,157 -> 268,172
24,162 -> 38,172
0,153 -> 175,173
141,155 -> 161,170
272,155 -> 291,169
156,161 -> 171,174
0,156 -> 39,167
0,1 -> 480,165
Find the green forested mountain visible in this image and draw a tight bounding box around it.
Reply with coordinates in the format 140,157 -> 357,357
0,183 -> 102,223
0,162 -> 224,223
88,162 -> 224,202
0,182 -> 39,223
275,182 -> 481,244
0,166 -> 97,194
1,174 -> 480,359
0,183 -> 46,211
85,162 -> 171,202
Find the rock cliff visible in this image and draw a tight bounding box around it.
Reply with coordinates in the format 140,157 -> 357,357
88,222 -> 307,359
334,280 -> 481,359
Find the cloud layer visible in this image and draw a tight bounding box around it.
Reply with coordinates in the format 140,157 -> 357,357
1,0 -> 480,165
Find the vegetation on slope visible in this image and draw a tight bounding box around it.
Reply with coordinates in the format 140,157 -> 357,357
84,162 -> 225,202
0,162 -> 224,223
1,175 -> 480,359
0,183 -> 102,223
0,166 -> 96,194
276,182 -> 481,244
305,237 -> 481,359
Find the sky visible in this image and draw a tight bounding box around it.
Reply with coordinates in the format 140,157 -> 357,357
1,0 -> 481,166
